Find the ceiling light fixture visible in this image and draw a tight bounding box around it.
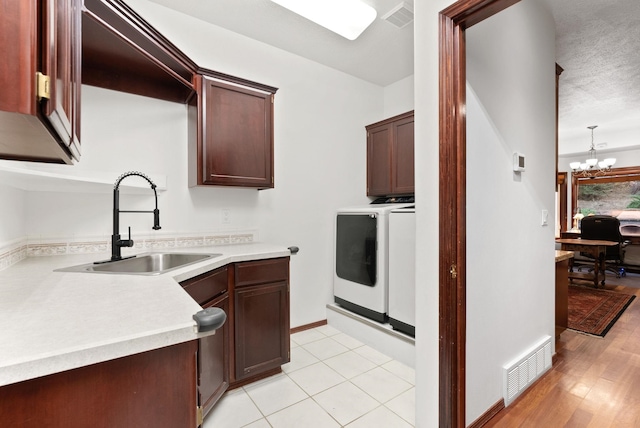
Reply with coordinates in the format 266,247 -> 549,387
269,0 -> 377,41
569,125 -> 616,177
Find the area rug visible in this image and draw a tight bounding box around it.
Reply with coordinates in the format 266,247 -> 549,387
568,285 -> 636,337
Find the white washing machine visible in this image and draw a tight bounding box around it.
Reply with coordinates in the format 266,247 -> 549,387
388,206 -> 416,336
333,198 -> 413,322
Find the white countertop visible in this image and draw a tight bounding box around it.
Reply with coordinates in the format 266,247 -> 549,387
0,243 -> 290,387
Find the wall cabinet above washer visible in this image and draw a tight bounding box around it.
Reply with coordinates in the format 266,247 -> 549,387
366,111 -> 414,197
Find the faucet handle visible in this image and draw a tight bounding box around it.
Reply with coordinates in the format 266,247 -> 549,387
120,226 -> 134,248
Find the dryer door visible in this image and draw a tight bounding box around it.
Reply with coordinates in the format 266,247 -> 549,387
336,213 -> 377,286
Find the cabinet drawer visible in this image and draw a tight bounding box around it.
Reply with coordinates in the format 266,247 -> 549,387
235,258 -> 289,288
181,266 -> 228,305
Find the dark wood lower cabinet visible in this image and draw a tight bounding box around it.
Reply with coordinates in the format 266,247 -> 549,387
232,258 -> 290,383
234,280 -> 290,380
0,341 -> 198,428
180,257 -> 290,415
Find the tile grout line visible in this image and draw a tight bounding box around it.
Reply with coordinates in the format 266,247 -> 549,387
291,333 -> 414,426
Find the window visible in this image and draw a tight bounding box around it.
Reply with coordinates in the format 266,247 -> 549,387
572,166 -> 640,229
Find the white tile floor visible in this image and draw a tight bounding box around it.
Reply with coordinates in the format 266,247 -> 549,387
203,324 -> 415,428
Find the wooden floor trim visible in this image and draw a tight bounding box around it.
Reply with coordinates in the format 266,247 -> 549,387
290,319 -> 327,334
468,399 -> 505,428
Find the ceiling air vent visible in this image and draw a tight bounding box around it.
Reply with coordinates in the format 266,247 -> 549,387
381,2 -> 414,28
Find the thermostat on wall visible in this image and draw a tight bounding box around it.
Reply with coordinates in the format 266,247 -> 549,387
513,152 -> 525,172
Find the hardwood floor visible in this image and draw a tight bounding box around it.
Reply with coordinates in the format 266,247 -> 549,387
485,273 -> 640,428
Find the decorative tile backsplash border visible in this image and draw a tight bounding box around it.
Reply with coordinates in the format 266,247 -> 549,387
0,231 -> 257,271
0,240 -> 28,272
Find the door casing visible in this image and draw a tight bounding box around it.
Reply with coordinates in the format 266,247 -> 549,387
438,0 -> 521,426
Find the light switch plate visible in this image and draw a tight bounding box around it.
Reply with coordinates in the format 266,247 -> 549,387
541,209 -> 548,226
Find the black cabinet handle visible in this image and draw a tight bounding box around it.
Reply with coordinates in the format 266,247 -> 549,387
288,246 -> 299,255
193,307 -> 227,333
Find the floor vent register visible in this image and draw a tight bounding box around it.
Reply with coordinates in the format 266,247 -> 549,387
502,335 -> 552,406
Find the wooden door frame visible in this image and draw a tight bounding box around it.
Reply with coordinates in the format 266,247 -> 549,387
558,172 -> 568,234
438,0 -> 520,426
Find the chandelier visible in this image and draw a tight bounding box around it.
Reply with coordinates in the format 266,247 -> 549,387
569,125 -> 616,177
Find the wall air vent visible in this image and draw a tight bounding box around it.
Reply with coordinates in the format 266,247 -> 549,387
503,336 -> 552,406
381,2 -> 414,28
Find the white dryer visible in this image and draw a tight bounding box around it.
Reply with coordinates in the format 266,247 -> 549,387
388,206 -> 416,336
333,198 -> 413,322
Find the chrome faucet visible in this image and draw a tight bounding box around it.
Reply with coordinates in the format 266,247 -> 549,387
107,171 -> 161,262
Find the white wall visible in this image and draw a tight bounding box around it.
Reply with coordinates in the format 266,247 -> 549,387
0,184 -> 26,246
24,87 -> 200,241
414,1 -> 445,427
383,75 -> 414,118
465,0 -> 556,424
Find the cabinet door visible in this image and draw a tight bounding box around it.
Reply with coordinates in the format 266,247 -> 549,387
392,115 -> 414,195
0,0 -> 80,164
199,293 -> 230,417
41,0 -> 81,160
180,266 -> 229,417
234,281 -> 289,381
199,76 -> 274,188
367,123 -> 392,196
0,341 -> 198,427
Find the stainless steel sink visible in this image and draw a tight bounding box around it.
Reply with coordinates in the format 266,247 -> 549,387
56,252 -> 222,275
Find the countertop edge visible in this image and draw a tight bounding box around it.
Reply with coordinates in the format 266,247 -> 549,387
0,323 -> 199,387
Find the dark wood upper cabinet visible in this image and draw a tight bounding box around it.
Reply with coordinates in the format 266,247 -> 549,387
81,0 -> 197,103
0,0 -> 81,164
366,111 -> 415,197
188,74 -> 278,189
